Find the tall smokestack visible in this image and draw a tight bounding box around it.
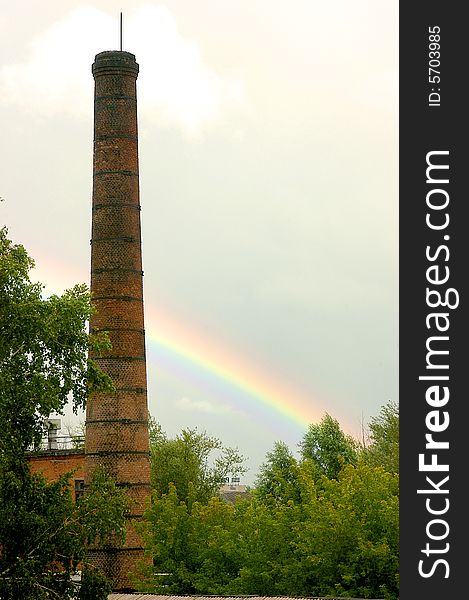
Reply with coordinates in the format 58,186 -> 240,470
85,50 -> 150,591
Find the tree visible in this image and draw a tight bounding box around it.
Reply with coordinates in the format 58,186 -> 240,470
139,485 -> 298,596
294,463 -> 399,599
0,227 -> 112,463
139,423 -> 247,594
0,229 -> 126,598
140,408 -> 398,599
0,465 -> 128,600
299,413 -> 358,479
254,440 -> 301,503
139,462 -> 399,599
149,419 -> 246,505
362,401 -> 399,473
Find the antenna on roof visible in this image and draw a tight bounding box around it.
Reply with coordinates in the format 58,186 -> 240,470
120,12 -> 123,51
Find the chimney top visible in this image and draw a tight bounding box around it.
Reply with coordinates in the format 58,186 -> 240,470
92,51 -> 139,79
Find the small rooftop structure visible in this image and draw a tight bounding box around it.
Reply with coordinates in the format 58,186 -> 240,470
29,418 -> 84,453
219,482 -> 250,504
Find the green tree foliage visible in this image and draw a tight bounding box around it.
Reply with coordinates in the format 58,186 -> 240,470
295,464 -> 399,599
299,413 -> 359,479
0,229 -> 127,598
139,487 -> 297,596
0,465 -> 128,599
362,401 -> 399,473
0,227 -> 113,463
77,568 -> 112,600
226,498 -> 301,596
140,407 -> 399,599
149,419 -> 246,504
140,462 -> 398,598
254,440 -> 301,503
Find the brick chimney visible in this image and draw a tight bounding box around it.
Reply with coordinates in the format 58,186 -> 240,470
85,50 -> 150,591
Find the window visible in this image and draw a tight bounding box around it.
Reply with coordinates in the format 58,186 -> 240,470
74,479 -> 85,502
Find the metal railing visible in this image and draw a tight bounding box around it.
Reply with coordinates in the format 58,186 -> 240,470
33,435 -> 85,452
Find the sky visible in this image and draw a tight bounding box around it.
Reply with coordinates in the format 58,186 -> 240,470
0,0 -> 398,483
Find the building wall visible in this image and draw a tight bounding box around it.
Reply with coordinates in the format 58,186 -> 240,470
27,450 -> 85,501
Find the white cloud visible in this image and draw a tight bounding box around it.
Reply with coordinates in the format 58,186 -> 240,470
176,396 -> 235,415
0,4 -> 247,135
130,5 -> 247,135
0,6 -> 111,119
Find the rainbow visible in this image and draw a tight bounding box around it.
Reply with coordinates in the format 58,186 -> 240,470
144,305 -> 323,432
30,255 -> 325,434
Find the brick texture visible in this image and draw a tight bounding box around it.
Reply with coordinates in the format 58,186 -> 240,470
28,451 -> 84,487
85,50 -> 151,592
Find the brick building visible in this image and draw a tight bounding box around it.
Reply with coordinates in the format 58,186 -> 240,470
28,441 -> 85,503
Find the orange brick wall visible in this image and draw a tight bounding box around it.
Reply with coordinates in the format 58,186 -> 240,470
27,451 -> 85,502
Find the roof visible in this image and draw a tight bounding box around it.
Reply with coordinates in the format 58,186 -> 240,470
108,592 -> 382,600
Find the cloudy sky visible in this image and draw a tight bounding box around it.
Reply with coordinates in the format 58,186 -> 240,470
0,0 -> 398,482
